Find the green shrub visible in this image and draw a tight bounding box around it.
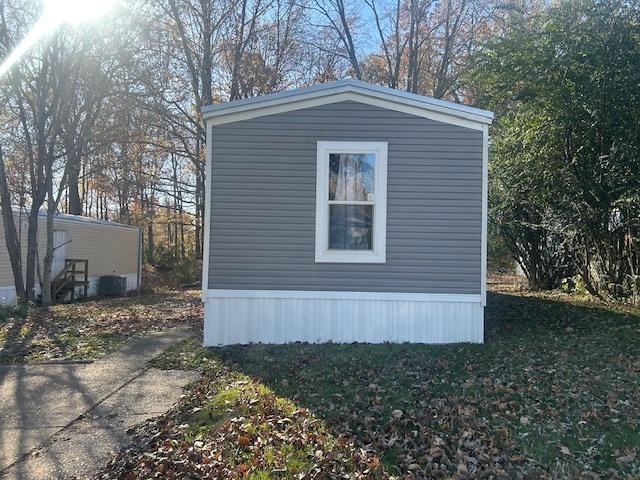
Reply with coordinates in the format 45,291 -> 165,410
149,243 -> 201,287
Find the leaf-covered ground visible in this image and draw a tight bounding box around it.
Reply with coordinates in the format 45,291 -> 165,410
0,289 -> 201,364
98,288 -> 640,479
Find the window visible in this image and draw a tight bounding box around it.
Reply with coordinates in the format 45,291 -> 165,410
315,141 -> 388,263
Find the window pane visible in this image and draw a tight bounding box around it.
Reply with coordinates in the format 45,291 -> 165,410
329,205 -> 373,250
329,153 -> 375,201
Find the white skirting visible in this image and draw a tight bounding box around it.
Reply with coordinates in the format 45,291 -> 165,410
0,273 -> 138,306
203,290 -> 484,346
0,286 -> 18,306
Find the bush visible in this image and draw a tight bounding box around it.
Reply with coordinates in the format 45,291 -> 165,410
146,243 -> 201,288
475,0 -> 640,298
0,303 -> 29,322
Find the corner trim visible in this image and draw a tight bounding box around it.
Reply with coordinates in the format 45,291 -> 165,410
201,121 -> 213,301
481,124 -> 489,307
205,289 -> 482,303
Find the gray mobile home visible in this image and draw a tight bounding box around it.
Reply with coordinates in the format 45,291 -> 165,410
201,80 -> 493,345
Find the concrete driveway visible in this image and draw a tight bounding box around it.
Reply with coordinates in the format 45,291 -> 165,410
0,328 -> 199,480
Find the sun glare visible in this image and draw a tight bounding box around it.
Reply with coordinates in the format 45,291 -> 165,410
0,0 -> 120,78
44,0 -> 120,26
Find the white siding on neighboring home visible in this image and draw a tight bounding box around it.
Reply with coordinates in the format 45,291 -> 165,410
0,213 -> 140,305
56,218 -> 139,278
0,213 -> 47,304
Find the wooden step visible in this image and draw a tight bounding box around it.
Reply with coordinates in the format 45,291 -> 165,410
51,258 -> 89,304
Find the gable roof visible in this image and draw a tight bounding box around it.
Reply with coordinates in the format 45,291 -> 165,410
202,79 -> 494,130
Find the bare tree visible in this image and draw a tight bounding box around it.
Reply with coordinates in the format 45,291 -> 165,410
362,0 -> 406,87
140,0 -> 233,258
306,0 -> 362,78
0,1 -> 127,304
220,0 -> 313,98
359,0 -> 496,99
8,40 -> 66,303
227,0 -> 267,99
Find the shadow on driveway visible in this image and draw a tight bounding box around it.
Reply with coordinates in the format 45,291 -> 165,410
0,327 -> 198,480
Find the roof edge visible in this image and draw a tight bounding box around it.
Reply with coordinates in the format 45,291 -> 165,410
8,208 -> 140,230
202,80 -> 494,125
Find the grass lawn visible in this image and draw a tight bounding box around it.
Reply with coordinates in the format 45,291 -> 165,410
0,289 -> 201,363
95,287 -> 640,480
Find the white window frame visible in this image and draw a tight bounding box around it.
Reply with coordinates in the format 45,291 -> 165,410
315,141 -> 388,263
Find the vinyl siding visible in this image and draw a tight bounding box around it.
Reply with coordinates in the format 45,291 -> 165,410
0,214 -> 46,288
0,214 -> 138,289
209,101 -> 482,294
56,219 -> 139,277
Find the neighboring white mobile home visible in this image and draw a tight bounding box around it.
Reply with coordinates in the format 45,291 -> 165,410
0,211 -> 141,305
201,80 -> 493,345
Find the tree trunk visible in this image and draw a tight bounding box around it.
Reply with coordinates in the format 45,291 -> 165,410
406,0 -> 419,93
25,206 -> 40,301
147,222 -> 154,263
146,192 -> 154,263
41,166 -> 55,306
0,145 -> 26,303
66,150 -> 83,215
336,0 -> 361,79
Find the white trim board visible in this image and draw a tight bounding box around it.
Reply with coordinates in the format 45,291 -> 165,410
203,80 -> 493,123
202,80 -> 493,130
205,289 -> 482,303
201,121 -> 213,299
315,141 -> 388,263
208,91 -> 487,131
